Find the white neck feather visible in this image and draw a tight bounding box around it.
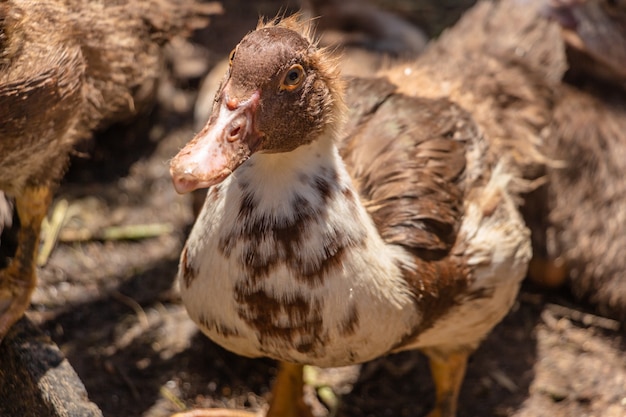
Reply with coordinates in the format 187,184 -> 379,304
234,134 -> 339,219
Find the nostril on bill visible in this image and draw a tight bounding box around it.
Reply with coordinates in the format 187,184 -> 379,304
228,126 -> 241,142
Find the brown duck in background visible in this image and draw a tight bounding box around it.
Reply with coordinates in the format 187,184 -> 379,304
526,0 -> 626,319
0,0 -> 218,341
167,0 -> 571,415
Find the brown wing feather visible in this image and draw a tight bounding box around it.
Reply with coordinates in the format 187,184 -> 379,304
339,77 -> 482,256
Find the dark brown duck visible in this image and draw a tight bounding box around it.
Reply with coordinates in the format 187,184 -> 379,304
527,0 -> 626,320
0,0 -> 215,341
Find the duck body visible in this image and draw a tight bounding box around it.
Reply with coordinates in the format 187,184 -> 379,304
526,0 -> 626,318
545,86 -> 626,318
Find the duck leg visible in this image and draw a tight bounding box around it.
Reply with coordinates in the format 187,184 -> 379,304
265,362 -> 314,417
172,362 -> 313,417
0,185 -> 52,341
421,348 -> 470,417
527,256 -> 568,289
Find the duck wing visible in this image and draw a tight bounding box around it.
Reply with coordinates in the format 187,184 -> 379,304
338,76 -> 484,257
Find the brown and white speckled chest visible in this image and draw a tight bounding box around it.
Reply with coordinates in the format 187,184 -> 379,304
177,134 -> 530,367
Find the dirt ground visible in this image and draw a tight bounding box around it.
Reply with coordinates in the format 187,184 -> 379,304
23,1 -> 626,417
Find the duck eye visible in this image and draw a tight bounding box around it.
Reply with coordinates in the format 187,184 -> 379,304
280,64 -> 305,91
228,48 -> 236,66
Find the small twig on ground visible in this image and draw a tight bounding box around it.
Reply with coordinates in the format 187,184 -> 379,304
59,222 -> 174,242
38,199 -> 69,266
545,303 -> 620,331
111,290 -> 149,328
490,369 -> 518,393
160,385 -> 187,412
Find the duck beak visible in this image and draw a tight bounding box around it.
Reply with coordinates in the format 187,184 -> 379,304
170,90 -> 261,194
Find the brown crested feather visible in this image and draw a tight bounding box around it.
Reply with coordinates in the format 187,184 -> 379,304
338,76 -> 483,256
257,13 -> 319,45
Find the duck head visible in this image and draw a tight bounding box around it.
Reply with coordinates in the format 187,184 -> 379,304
170,17 -> 344,194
